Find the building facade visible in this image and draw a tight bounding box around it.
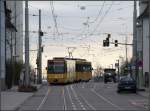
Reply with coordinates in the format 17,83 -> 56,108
0,1 -> 23,90
137,1 -> 149,88
6,1 -> 23,62
0,0 -> 6,90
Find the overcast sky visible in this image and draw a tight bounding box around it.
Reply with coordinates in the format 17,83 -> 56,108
23,1 -> 135,74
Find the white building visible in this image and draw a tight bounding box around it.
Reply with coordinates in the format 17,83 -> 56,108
137,1 -> 149,88
0,0 -> 6,90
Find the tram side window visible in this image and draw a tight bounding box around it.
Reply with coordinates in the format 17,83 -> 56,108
83,64 -> 92,72
76,64 -> 84,72
86,65 -> 92,71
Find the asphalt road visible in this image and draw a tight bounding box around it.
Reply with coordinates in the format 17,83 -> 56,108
18,81 -> 148,110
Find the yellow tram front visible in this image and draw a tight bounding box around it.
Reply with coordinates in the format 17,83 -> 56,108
47,60 -> 67,84
47,58 -> 76,84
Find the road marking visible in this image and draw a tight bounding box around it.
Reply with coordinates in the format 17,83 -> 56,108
91,89 -> 123,110
129,99 -> 148,108
82,82 -> 85,88
75,88 -> 96,110
83,107 -> 86,110
70,85 -> 87,110
37,88 -> 50,110
63,87 -> 67,110
92,83 -> 96,90
79,102 -> 82,105
71,85 -> 96,110
66,86 -> 77,110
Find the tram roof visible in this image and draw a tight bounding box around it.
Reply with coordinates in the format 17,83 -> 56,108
53,57 -> 87,61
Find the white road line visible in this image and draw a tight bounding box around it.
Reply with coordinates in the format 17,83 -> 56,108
66,86 -> 77,110
63,87 -> 67,110
70,85 -> 87,110
76,89 -> 96,110
71,85 -> 96,110
37,88 -> 50,110
91,89 -> 123,110
82,82 -> 85,88
83,107 -> 86,110
79,102 -> 82,105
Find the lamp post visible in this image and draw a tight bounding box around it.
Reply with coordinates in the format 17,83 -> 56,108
32,10 -> 43,84
24,0 -> 30,86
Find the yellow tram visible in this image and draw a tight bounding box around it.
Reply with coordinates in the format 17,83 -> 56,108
46,57 -> 92,84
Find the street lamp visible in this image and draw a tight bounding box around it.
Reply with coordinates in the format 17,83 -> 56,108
32,10 -> 43,84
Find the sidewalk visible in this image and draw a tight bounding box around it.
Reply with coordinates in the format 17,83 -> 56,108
137,88 -> 149,98
1,84 -> 42,110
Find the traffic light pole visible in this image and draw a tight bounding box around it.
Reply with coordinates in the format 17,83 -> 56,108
109,42 -> 133,46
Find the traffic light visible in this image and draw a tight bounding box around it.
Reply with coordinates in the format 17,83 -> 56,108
103,40 -> 106,47
41,46 -> 44,52
106,37 -> 109,46
108,34 -> 111,38
114,40 -> 118,47
40,31 -> 44,36
103,34 -> 111,47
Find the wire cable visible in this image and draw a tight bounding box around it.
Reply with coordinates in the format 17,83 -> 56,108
90,2 -> 114,36
90,1 -> 105,23
50,1 -> 59,36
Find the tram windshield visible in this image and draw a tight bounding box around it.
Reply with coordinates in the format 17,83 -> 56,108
47,61 -> 65,74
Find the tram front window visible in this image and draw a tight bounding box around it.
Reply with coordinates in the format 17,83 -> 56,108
54,63 -> 64,73
47,61 -> 53,74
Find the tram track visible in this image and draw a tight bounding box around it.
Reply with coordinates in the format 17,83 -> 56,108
36,88 -> 50,110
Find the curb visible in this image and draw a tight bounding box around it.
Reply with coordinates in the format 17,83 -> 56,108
15,93 -> 34,111
137,92 -> 149,98
15,84 -> 43,111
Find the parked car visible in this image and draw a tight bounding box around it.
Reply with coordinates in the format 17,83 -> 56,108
117,76 -> 137,93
